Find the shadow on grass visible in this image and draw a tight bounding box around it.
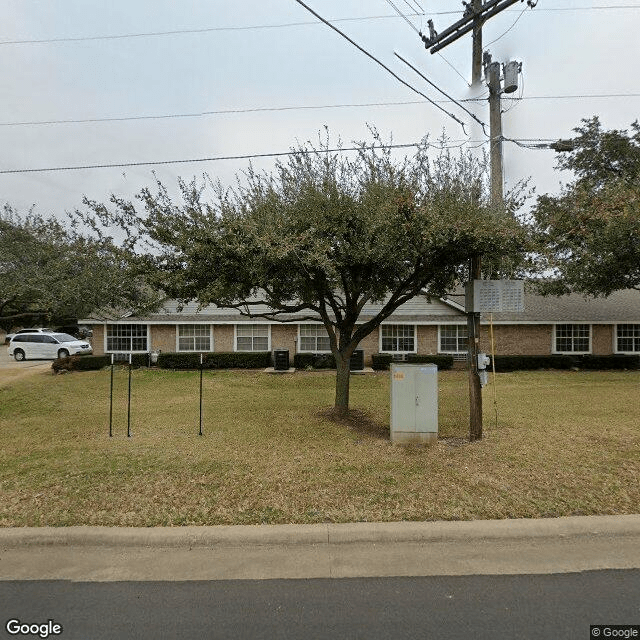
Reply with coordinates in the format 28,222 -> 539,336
319,408 -> 390,440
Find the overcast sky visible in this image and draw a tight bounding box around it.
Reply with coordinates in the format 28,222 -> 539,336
1,0 -> 639,220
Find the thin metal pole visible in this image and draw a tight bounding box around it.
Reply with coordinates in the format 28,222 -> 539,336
127,353 -> 132,437
109,353 -> 114,437
199,353 -> 203,436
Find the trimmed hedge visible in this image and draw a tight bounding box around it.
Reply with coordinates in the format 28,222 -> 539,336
407,354 -> 454,370
293,353 -> 336,369
492,354 -> 640,372
371,354 -> 393,371
156,351 -> 272,370
52,355 -> 111,372
371,353 -> 455,371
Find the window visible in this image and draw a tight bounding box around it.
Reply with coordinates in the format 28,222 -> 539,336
616,324 -> 640,353
236,325 -> 269,351
178,325 -> 211,352
106,324 -> 148,352
299,324 -> 331,352
381,325 -> 415,352
439,325 -> 468,353
554,324 -> 590,353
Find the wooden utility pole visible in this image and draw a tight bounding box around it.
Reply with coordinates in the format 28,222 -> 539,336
471,0 -> 484,86
487,55 -> 504,205
467,0 -> 485,441
421,0 -> 529,440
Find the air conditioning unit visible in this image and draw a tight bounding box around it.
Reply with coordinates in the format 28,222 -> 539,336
273,349 -> 290,371
350,349 -> 364,371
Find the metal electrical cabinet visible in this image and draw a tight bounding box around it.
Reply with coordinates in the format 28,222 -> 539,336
390,363 -> 438,445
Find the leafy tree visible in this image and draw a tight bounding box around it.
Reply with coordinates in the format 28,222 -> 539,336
83,136 -> 526,415
0,206 -> 161,331
532,117 -> 640,295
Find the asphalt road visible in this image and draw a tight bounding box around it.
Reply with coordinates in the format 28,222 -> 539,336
2,571 -> 639,640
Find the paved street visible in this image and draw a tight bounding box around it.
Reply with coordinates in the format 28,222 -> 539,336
2,571 -> 639,640
1,517 -> 639,638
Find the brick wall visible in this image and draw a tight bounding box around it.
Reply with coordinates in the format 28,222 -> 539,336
479,324 -> 552,356
214,325 -> 234,352
91,324 -> 105,356
592,324 -> 613,355
150,325 -> 176,353
271,324 -> 297,353
417,325 -> 439,354
356,329 -> 379,366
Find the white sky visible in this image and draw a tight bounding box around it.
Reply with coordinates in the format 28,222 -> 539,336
1,0 -> 639,218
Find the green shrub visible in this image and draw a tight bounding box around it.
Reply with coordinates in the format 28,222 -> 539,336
491,354 -> 640,372
157,351 -> 272,370
52,355 -> 111,372
371,354 -> 393,371
578,354 -> 640,370
407,354 -> 454,370
293,353 -> 336,369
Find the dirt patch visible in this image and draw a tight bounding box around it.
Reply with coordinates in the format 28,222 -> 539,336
319,407 -> 390,439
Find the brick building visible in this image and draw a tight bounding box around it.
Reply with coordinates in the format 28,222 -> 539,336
81,289 -> 640,364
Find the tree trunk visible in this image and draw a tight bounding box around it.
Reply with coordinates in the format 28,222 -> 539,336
334,353 -> 351,417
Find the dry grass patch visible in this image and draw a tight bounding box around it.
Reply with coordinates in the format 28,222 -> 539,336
0,367 -> 638,526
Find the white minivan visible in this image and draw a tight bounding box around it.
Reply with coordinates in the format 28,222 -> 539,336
8,332 -> 92,361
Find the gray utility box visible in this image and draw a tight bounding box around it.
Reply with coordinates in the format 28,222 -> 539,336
390,363 -> 438,445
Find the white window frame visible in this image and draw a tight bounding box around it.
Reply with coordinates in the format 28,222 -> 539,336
104,323 -> 150,353
614,323 -> 640,354
379,324 -> 417,354
176,324 -> 213,352
234,324 -> 271,352
552,323 -> 592,354
438,324 -> 468,354
298,324 -> 332,353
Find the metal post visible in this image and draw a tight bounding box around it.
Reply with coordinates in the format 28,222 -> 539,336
109,353 -> 114,438
127,353 -> 132,438
199,353 -> 203,436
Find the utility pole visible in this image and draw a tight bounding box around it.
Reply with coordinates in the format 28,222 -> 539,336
421,1 -> 533,440
471,0 -> 484,87
486,54 -> 504,205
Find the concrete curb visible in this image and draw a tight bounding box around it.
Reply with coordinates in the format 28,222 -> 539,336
1,515 -> 639,549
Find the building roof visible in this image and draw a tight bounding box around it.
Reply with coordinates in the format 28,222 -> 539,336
81,289 -> 640,325
445,289 -> 640,324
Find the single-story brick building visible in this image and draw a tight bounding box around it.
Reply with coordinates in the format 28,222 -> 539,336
80,289 -> 640,364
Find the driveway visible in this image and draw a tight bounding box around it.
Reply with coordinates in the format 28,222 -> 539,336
0,348 -> 53,387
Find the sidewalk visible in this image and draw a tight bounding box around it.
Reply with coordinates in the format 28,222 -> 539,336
1,515 -> 639,581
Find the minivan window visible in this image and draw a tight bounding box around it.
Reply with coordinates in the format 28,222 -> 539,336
53,333 -> 77,342
41,335 -> 57,344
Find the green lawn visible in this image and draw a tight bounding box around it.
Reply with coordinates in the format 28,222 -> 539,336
0,367 -> 638,526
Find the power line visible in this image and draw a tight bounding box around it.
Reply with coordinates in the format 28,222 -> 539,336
291,0 -> 468,133
484,6 -> 528,49
394,53 -> 487,133
384,0 -> 421,34
2,6 -> 636,46
1,93 -> 638,129
0,139 -> 492,175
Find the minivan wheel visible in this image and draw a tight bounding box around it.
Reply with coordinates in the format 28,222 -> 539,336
14,349 -> 25,362
58,349 -> 70,359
